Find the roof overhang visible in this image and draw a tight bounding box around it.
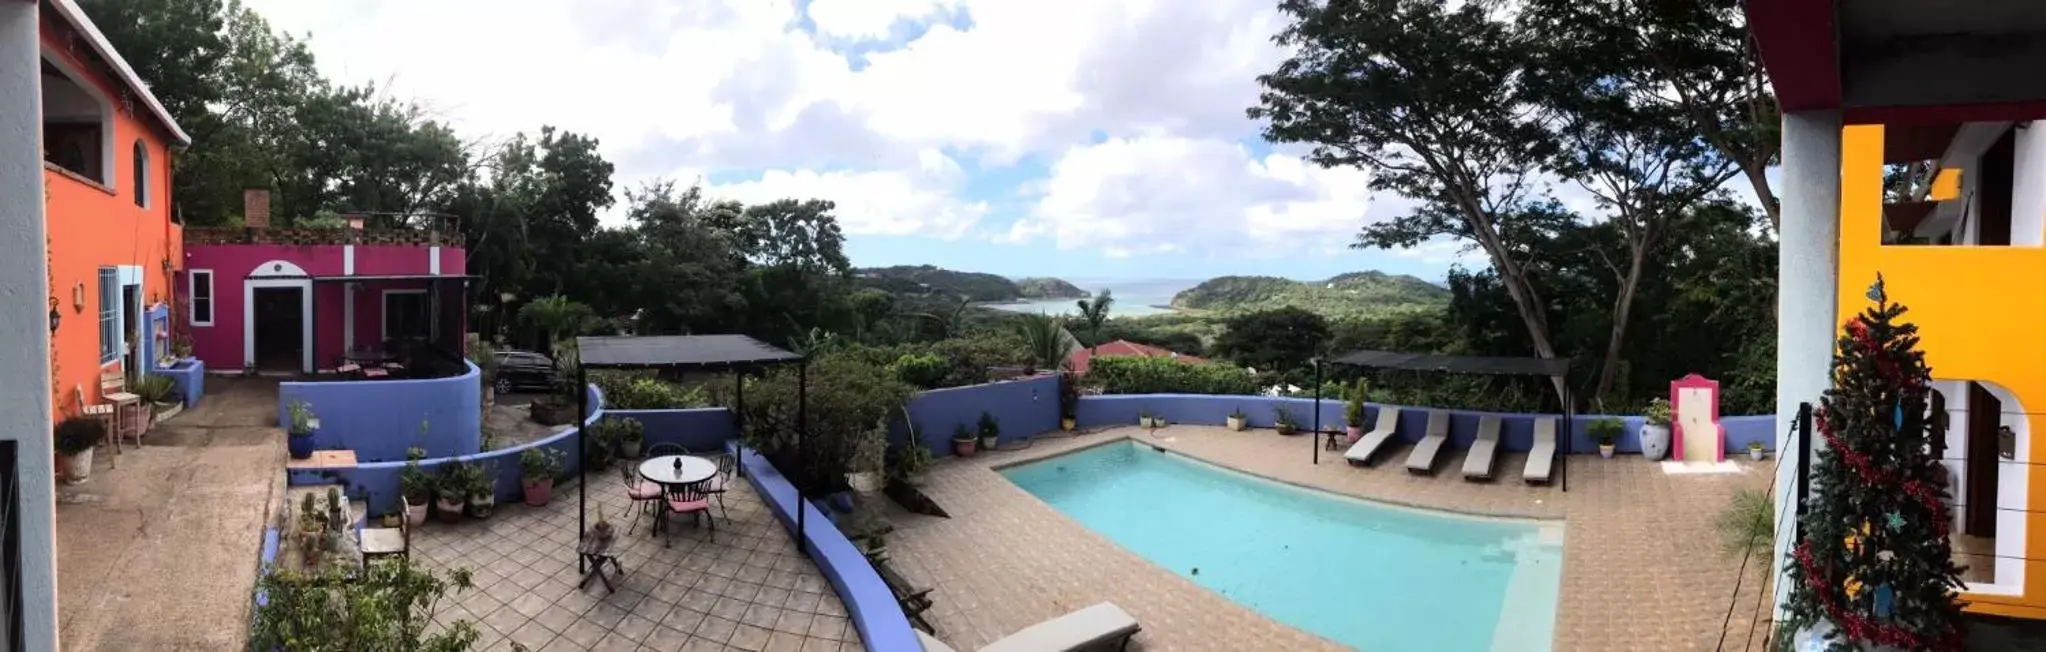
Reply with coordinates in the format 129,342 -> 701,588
46,0 -> 191,145
1751,0 -> 2046,125
310,274 -> 476,283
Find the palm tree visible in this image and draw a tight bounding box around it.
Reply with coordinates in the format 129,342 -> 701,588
518,295 -> 595,352
1015,313 -> 1081,372
1075,289 -> 1115,354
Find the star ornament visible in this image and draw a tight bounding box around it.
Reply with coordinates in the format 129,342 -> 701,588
1867,274 -> 1887,303
1886,510 -> 1906,531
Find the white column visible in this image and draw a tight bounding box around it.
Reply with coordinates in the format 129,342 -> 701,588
0,3 -> 61,649
1773,110 -> 1843,618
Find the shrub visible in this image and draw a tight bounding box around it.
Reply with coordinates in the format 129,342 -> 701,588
736,357 -> 915,493
1643,397 -> 1672,426
1589,417 -> 1625,446
54,417 -> 104,455
1715,488 -> 1774,559
592,372 -> 709,410
134,374 -> 179,405
1344,378 -> 1368,426
1089,356 -> 1258,396
887,353 -> 949,389
250,559 -> 479,651
518,447 -> 566,481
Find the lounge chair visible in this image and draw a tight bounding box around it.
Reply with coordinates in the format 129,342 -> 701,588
1343,406 -> 1402,466
917,602 -> 1142,652
1524,416 -> 1558,484
1405,410 -> 1451,474
1461,415 -> 1502,481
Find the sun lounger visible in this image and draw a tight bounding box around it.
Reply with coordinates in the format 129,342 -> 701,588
918,602 -> 1142,652
1343,406 -> 1402,466
1462,415 -> 1502,480
1524,416 -> 1558,483
1405,410 -> 1451,474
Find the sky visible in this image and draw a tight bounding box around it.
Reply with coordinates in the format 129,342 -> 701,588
241,0 -> 1490,282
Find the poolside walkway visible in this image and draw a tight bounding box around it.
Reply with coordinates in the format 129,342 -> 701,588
883,425 -> 1776,651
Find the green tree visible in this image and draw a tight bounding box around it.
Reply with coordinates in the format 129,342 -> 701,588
250,559 -> 478,652
1251,0 -> 1566,403
1075,289 -> 1115,355
1212,307 -> 1330,374
1784,279 -> 1964,650
1014,313 -> 1080,372
518,296 -> 596,352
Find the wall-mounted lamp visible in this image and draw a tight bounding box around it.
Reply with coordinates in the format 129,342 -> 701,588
71,282 -> 85,313
48,297 -> 60,334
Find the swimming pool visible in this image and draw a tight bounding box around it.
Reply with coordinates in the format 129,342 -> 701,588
1001,440 -> 1563,651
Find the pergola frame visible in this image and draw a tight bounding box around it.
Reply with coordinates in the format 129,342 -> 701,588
572,335 -> 807,569
1310,350 -> 1575,491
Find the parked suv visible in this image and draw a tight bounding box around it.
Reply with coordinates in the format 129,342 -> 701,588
492,349 -> 557,394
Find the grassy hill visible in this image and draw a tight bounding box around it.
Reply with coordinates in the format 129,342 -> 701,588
1014,277 -> 1089,299
1169,271 -> 1448,318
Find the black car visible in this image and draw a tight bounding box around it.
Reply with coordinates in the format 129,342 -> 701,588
492,349 -> 557,393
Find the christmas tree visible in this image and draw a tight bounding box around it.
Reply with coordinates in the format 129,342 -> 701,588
1784,275 -> 1966,651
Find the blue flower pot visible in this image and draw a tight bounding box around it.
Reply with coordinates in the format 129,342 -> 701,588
288,433 -> 315,459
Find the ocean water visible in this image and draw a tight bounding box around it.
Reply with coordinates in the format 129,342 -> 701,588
983,278 -> 1199,318
1001,441 -> 1563,651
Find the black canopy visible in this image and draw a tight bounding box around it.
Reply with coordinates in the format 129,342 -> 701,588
577,334 -> 803,369
1329,350 -> 1569,378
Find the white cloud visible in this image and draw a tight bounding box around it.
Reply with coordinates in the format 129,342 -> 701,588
1013,136 -> 1374,258
700,149 -> 985,239
806,0 -> 960,40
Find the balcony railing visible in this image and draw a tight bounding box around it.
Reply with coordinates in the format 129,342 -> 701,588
186,214 -> 461,247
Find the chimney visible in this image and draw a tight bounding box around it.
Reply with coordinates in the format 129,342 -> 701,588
243,189 -> 271,229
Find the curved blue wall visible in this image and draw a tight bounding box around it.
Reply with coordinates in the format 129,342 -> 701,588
278,361 -> 484,462
1075,394 -> 1777,454
899,373 -> 1061,455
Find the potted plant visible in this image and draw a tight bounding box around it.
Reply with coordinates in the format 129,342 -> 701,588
1138,409 -> 1155,429
323,486 -> 348,552
977,411 -> 1000,452
951,424 -> 977,457
464,460 -> 496,519
434,464 -> 467,523
1273,406 -> 1299,435
609,418 -> 642,459
1344,379 -> 1368,444
583,420 -> 618,472
285,400 -> 320,460
1059,372 -> 1080,431
381,497 -> 403,528
847,419 -> 887,494
1640,397 -> 1673,461
519,447 -> 565,506
1747,441 -> 1766,461
398,447 -> 431,526
134,374 -> 180,423
54,417 -> 103,484
891,440 -> 935,486
297,493 -> 324,567
1226,407 -> 1248,432
1590,417 -> 1624,458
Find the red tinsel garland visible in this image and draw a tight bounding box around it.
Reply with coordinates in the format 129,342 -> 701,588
1794,543 -> 1962,650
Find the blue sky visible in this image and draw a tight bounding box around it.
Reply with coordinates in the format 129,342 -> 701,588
251,0 -> 1468,283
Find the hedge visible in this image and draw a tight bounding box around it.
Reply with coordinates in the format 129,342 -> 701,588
1088,356 -> 1259,395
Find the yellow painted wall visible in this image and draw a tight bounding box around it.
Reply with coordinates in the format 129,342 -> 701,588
1838,125 -> 2046,619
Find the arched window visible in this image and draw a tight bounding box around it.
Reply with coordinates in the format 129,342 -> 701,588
132,140 -> 149,208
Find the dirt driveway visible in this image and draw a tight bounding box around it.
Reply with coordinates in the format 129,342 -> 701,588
55,377 -> 287,652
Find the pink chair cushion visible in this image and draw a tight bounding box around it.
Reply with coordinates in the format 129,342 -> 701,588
624,481 -> 662,500
667,497 -> 711,513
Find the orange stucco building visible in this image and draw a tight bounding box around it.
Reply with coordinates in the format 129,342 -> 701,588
36,0 -> 190,418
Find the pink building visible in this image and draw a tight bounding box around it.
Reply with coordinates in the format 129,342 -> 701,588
183,190 -> 468,374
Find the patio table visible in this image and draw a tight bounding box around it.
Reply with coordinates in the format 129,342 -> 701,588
640,455 -> 717,540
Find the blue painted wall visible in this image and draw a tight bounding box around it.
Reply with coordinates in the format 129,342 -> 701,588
278,361 -> 483,462
151,357 -> 204,408
899,374 -> 1061,455
606,408 -> 735,453
1076,394 -> 1778,454
288,385 -> 605,516
735,445 -> 916,652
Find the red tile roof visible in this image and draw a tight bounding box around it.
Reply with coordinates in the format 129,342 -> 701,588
1067,340 -> 1208,374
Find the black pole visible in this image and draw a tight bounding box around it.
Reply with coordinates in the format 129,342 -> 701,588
734,369 -> 746,478
576,362 -> 588,573
1561,382 -> 1572,493
1312,359 -> 1322,464
796,360 -> 809,547
1796,401 -> 1813,539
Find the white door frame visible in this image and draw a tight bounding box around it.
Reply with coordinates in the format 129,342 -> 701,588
244,260 -> 314,373
382,288 -> 428,343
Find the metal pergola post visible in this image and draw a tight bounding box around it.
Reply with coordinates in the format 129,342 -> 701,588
1311,359 -> 1322,465
795,360 -> 809,545
1561,383 -> 1572,493
575,362 -> 588,573
733,369 -> 746,478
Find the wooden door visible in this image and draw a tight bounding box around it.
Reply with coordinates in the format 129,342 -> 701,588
1966,382 -> 2000,537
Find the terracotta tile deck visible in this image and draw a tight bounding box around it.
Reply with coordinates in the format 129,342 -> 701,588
411,478 -> 860,652
883,425 -> 1778,651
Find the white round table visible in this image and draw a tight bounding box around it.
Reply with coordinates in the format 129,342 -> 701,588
639,455 -> 717,487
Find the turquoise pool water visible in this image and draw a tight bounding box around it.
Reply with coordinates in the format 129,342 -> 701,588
1001,441 -> 1563,651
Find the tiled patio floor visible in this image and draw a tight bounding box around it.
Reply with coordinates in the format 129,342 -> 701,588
412,477 -> 860,652
883,426 -> 1778,651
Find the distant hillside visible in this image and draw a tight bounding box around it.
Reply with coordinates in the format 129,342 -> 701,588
1169,272 -> 1449,318
1015,277 -> 1089,299
856,265 -> 1022,302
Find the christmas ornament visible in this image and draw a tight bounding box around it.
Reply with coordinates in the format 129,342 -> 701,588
1867,274 -> 1885,302
1845,575 -> 1863,599
1886,511 -> 1905,532
1874,585 -> 1895,618
1894,402 -> 1904,431
1877,550 -> 1895,563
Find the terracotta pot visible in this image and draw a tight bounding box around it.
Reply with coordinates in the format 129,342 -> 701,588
1346,425 -> 1363,444
952,438 -> 977,457
523,477 -> 553,506
403,496 -> 429,526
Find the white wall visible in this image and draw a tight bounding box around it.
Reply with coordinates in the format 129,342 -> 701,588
1774,111 -> 1843,618
1,3 -> 62,649
2011,122 -> 2046,246
1933,380 -> 1969,534
1982,382 -> 2029,594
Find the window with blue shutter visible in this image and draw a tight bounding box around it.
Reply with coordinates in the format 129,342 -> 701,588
98,268 -> 118,364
